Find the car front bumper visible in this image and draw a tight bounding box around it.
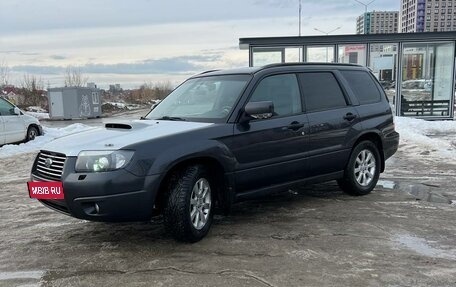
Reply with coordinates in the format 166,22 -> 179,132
32,158 -> 161,222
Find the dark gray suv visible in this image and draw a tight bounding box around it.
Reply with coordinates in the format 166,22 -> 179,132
31,63 -> 399,242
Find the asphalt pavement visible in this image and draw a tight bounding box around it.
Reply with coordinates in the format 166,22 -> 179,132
1,116 -> 456,287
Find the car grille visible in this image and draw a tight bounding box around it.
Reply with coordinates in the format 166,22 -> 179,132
34,151 -> 66,181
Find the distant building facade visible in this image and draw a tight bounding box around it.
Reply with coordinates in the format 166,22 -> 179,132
357,11 -> 399,34
400,0 -> 456,32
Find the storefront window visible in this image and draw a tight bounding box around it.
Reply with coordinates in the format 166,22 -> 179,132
252,47 -> 283,66
284,47 -> 303,63
307,46 -> 334,63
400,42 -> 455,117
252,47 -> 304,66
338,44 -> 367,66
369,43 -> 398,102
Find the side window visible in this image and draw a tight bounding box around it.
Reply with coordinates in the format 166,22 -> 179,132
0,98 -> 15,116
299,72 -> 347,112
248,74 -> 302,117
340,70 -> 382,104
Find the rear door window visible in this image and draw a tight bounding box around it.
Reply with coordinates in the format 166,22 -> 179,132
340,70 -> 382,104
298,72 -> 347,112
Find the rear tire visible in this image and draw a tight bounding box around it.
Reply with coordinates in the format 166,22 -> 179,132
163,165 -> 214,242
26,126 -> 39,142
338,141 -> 381,196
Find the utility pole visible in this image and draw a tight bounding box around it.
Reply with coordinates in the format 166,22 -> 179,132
299,0 -> 302,36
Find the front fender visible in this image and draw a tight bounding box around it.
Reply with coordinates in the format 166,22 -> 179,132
149,139 -> 236,176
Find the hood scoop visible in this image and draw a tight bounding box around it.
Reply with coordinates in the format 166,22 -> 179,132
105,123 -> 132,129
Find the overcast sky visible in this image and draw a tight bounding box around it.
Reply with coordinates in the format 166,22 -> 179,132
0,0 -> 399,89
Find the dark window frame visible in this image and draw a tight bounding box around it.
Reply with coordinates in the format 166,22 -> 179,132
244,72 -> 305,121
297,71 -> 351,113
339,70 -> 384,105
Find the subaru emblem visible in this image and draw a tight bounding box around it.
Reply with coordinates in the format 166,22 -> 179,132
45,158 -> 53,168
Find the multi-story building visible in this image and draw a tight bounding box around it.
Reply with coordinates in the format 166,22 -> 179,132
356,11 -> 399,34
400,0 -> 456,32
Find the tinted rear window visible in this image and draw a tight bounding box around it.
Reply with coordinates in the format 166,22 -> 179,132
341,70 -> 382,104
299,72 -> 347,112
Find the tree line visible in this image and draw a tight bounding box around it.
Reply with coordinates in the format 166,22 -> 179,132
0,62 -> 173,108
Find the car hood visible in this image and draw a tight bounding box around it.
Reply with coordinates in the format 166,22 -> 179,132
42,120 -> 213,156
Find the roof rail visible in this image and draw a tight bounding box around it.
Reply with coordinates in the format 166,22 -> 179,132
199,69 -> 220,75
259,62 -> 361,70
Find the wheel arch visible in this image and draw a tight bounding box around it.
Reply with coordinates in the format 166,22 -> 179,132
155,156 -> 232,214
25,124 -> 41,141
352,131 -> 385,172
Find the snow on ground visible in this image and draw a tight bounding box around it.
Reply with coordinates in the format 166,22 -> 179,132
395,116 -> 456,159
0,124 -> 94,159
25,111 -> 50,120
1,115 -> 455,160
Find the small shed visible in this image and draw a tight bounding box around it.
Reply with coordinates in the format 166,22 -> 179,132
48,87 -> 102,120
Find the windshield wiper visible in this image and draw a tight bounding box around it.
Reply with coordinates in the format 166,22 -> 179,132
156,116 -> 187,121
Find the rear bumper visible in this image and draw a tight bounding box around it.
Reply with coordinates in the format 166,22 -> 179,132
383,130 -> 399,160
32,165 -> 161,222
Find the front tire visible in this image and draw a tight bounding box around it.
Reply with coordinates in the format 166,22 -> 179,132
338,141 -> 381,196
26,126 -> 39,142
163,165 -> 214,242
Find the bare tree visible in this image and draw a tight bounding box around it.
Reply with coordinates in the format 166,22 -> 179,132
0,60 -> 10,87
19,74 -> 46,107
21,74 -> 43,91
64,66 -> 88,87
125,81 -> 173,104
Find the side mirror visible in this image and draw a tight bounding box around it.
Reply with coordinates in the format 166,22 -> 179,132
13,107 -> 21,115
245,101 -> 273,116
240,101 -> 274,123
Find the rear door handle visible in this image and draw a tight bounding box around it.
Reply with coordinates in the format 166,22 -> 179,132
343,113 -> 357,121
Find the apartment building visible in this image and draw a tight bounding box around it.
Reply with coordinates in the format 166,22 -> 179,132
357,11 -> 399,34
400,0 -> 456,32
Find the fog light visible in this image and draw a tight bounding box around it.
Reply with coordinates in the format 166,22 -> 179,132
94,203 -> 100,213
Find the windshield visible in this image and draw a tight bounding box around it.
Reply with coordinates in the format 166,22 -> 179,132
145,74 -> 251,122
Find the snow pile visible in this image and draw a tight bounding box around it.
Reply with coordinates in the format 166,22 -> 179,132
0,124 -> 94,158
25,111 -> 50,120
106,102 -> 127,109
395,116 -> 456,158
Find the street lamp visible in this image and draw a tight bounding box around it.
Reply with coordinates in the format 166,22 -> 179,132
299,0 -> 302,36
313,27 -> 342,36
313,27 -> 341,62
353,0 -> 376,13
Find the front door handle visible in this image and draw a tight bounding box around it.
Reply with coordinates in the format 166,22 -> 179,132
285,121 -> 304,131
343,113 -> 357,121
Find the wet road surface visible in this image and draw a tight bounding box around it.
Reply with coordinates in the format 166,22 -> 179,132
1,134 -> 456,286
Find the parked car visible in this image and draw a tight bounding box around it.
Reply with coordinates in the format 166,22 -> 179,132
0,97 -> 43,145
30,63 -> 399,242
401,79 -> 432,92
379,80 -> 395,90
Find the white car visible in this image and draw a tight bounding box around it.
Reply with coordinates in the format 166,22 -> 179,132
0,97 -> 43,145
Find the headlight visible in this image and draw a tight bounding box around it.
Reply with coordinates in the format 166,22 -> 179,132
75,150 -> 134,172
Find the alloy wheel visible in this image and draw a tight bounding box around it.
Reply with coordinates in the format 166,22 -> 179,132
189,178 -> 211,230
